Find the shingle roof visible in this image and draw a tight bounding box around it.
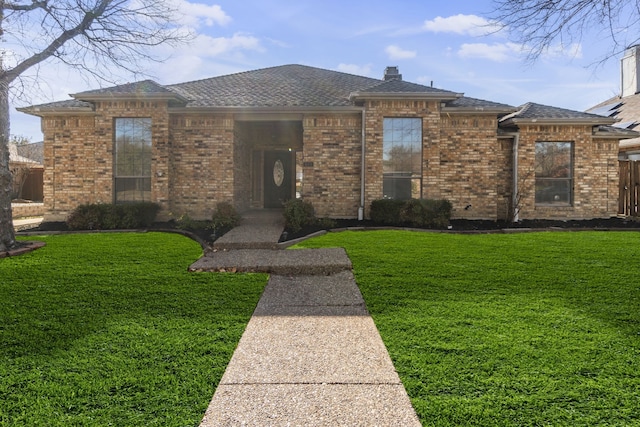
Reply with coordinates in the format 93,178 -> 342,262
72,80 -> 179,98
353,78 -> 458,96
18,64 -> 512,114
500,102 -> 617,125
16,99 -> 93,115
443,96 -> 516,112
167,64 -> 384,107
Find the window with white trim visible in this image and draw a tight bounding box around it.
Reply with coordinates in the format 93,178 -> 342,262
114,118 -> 152,203
383,118 -> 422,199
535,141 -> 573,205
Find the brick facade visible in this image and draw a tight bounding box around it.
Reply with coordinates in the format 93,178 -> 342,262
301,113 -> 362,218
21,65 -> 632,224
38,103 -> 623,222
515,125 -> 619,219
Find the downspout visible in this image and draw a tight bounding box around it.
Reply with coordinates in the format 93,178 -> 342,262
358,108 -> 366,221
512,133 -> 520,222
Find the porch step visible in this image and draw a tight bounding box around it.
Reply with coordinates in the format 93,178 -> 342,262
213,209 -> 285,250
189,248 -> 352,275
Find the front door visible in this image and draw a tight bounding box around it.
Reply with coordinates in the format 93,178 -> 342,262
264,151 -> 292,208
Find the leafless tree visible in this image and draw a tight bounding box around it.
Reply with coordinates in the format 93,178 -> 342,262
0,0 -> 191,252
489,0 -> 640,62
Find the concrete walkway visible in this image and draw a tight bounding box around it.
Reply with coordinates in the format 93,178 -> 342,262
195,210 -> 421,426
13,217 -> 43,232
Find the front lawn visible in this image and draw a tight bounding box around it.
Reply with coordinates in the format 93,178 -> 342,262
1,232 -> 266,426
297,230 -> 640,426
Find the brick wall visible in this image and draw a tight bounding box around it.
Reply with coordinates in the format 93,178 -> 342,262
301,113 -> 362,218
363,100 -> 442,217
39,99 -> 621,223
169,114 -> 235,219
363,100 -> 506,219
516,125 -> 619,219
42,100 -> 171,221
42,115 -> 99,221
438,114 -> 502,219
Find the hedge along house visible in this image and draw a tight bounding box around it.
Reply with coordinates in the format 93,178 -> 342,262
18,64 -> 636,222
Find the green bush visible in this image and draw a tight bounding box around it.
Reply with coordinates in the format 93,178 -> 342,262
316,217 -> 337,229
370,198 -> 452,228
211,202 -> 241,231
369,199 -> 405,225
67,202 -> 160,230
283,199 -> 315,232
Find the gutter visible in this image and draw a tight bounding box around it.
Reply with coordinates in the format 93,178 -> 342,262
512,133 -> 520,222
359,108 -> 366,221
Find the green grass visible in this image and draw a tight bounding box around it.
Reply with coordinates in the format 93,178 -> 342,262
297,230 -> 640,426
1,232 -> 267,427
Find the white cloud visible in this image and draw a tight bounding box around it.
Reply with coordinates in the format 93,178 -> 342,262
458,42 -> 523,62
190,32 -> 264,57
170,0 -> 231,28
541,43 -> 583,60
337,63 -> 373,76
385,45 -> 417,60
423,14 -> 501,37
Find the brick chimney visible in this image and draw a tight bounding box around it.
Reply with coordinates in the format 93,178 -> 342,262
621,46 -> 640,97
384,66 -> 402,81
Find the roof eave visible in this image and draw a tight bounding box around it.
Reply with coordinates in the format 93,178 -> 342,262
349,91 -> 461,102
500,117 -> 617,126
593,129 -> 640,140
71,92 -> 189,103
168,105 -> 365,114
16,106 -> 96,117
441,106 -> 518,115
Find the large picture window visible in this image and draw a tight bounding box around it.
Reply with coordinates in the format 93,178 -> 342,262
535,142 -> 573,205
114,118 -> 152,203
383,118 -> 422,199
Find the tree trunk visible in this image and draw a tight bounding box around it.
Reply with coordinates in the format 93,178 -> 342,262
0,78 -> 16,252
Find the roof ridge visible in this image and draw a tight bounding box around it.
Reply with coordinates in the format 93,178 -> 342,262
166,64 -> 383,89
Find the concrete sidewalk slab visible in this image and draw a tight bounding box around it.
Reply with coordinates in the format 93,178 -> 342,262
220,315 -> 400,385
199,271 -> 421,426
190,248 -> 352,275
255,271 -> 365,310
201,384 -> 420,426
13,217 -> 43,231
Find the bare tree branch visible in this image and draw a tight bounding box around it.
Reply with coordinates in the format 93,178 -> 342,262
0,0 -> 193,251
488,0 -> 640,63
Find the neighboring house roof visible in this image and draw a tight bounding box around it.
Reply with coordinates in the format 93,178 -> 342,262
500,102 -> 618,126
9,143 -> 42,167
16,141 -> 44,164
587,94 -> 640,150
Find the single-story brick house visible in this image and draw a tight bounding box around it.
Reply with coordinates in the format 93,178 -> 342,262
18,64 -> 636,222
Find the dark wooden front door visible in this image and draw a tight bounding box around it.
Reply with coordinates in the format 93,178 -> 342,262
264,151 -> 292,208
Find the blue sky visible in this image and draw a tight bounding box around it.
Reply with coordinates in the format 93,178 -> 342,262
10,0 -> 626,141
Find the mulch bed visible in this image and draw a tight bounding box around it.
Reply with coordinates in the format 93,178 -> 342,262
17,217 -> 640,250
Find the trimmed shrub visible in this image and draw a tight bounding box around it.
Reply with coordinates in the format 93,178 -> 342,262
66,204 -> 110,230
369,199 -> 405,225
371,198 -> 452,228
211,202 -> 241,231
283,199 -> 315,232
316,217 -> 337,229
66,202 -> 160,230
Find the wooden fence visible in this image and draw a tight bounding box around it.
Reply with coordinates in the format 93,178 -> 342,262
619,160 -> 640,217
